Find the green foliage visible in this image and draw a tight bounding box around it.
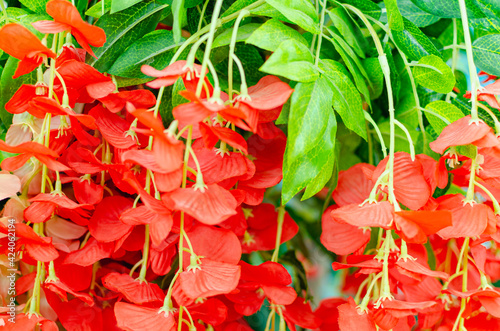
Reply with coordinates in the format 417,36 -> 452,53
320,59 -> 367,140
111,0 -> 144,13
212,23 -> 260,48
108,30 -> 184,78
392,17 -> 442,61
410,0 -> 485,19
19,0 -> 49,14
384,0 -> 404,31
246,19 -> 308,52
172,0 -> 185,43
0,57 -> 37,125
282,76 -> 336,204
397,0 -> 440,27
412,55 -> 456,93
424,100 -> 464,135
472,34 -> 500,76
260,40 -> 319,83
266,0 -> 320,34
87,0 -> 168,72
86,1 -> 112,18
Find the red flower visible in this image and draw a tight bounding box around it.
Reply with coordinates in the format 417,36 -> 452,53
114,302 -> 175,331
464,79 -> 500,109
0,23 -> 56,78
102,273 -> 165,304
235,76 -> 293,132
240,203 -> 298,253
321,205 -> 371,255
331,201 -> 394,229
393,210 -> 452,244
0,140 -> 69,172
429,115 -> 497,154
32,0 -> 106,57
169,184 -> 237,225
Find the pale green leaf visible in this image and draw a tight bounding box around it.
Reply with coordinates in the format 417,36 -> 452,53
412,55 -> 455,93
246,19 -> 308,52
108,29 -> 184,78
472,34 -> 500,76
212,23 -> 261,48
266,0 -> 320,34
384,0 -> 404,31
392,17 -> 442,61
424,100 -> 464,135
259,39 -> 319,83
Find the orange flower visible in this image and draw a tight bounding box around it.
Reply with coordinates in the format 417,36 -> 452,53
32,0 -> 106,58
0,23 -> 56,78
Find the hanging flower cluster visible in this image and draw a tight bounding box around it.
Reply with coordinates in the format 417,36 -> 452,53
2,0 -> 500,330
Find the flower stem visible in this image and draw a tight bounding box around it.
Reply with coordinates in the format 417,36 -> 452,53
314,0 -> 327,66
228,9 -> 249,100
271,206 -> 286,262
458,0 -> 479,120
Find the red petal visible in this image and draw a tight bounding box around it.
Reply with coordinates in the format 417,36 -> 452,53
282,297 -> 321,330
64,237 -> 114,266
200,123 -> 248,154
0,23 -> 56,60
179,259 -> 240,299
100,90 -> 156,113
333,163 -> 375,207
183,224 -> 241,265
155,169 -> 182,192
152,135 -> 184,173
32,20 -> 69,33
437,203 -> 492,239
331,201 -> 394,229
429,115 -> 492,154
88,196 -> 134,242
338,297 -> 377,331
46,0 -> 106,47
169,184 -> 237,225
142,61 -> 189,78
373,152 -> 431,210
173,102 -> 212,125
396,258 -> 449,281
321,206 -> 371,255
89,105 -> 137,149
241,75 -> 293,110
102,273 -> 164,304
114,302 -> 175,331
57,60 -> 115,99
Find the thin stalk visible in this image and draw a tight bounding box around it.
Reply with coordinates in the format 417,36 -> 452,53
228,9 -> 249,100
458,0 -> 479,120
314,0 -> 327,66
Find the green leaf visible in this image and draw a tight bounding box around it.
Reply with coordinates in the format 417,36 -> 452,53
212,23 -> 261,48
475,0 -> 500,20
19,0 -> 49,14
111,0 -> 144,13
265,0 -> 320,34
222,0 -> 257,17
424,100 -> 464,135
5,8 -> 51,37
86,0 -> 112,18
384,0 -> 404,31
275,99 -> 290,125
0,57 -> 37,125
246,19 -> 308,52
398,0 -> 439,27
471,17 -> 500,34
437,19 -> 464,61
320,59 -> 367,140
326,30 -> 371,107
363,57 -> 384,99
454,70 -> 467,95
249,3 -> 291,23
472,34 -> 500,76
172,0 -> 185,43
184,0 -> 201,8
282,76 -> 336,204
114,76 -> 152,87
410,0 -> 486,19
393,17 -> 442,61
259,39 -> 319,83
87,0 -> 167,73
108,29 -> 184,78
452,95 -> 500,129
338,0 -> 381,19
328,7 -> 368,58
412,55 -> 455,93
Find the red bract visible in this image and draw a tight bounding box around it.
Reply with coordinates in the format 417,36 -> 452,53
0,23 -> 56,78
32,0 -> 106,57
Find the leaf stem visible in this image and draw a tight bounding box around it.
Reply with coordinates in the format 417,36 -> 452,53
228,9 -> 249,100
271,206 -> 286,262
314,0 -> 327,66
394,119 -> 415,161
458,0 -> 479,120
